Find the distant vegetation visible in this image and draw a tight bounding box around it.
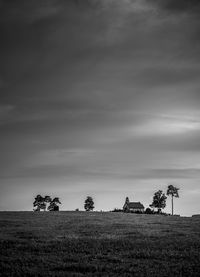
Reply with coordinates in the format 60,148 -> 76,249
167,184 -> 179,215
149,190 -> 167,214
33,185 -> 180,215
33,195 -> 61,211
84,196 -> 94,211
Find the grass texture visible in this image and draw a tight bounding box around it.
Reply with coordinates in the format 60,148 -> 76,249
0,211 -> 200,276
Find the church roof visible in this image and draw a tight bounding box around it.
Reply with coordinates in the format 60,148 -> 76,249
127,202 -> 144,209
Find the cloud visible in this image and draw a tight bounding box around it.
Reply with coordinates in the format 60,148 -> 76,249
0,0 -> 62,24
149,0 -> 200,13
0,105 -> 15,122
133,168 -> 200,180
0,78 -> 4,88
26,148 -> 95,167
6,160 -> 200,181
130,117 -> 200,137
0,0 -> 200,215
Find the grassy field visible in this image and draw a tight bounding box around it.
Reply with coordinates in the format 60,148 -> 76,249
0,212 -> 200,276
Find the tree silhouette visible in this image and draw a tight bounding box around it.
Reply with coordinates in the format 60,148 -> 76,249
84,196 -> 94,211
167,185 -> 179,215
33,195 -> 61,211
150,190 -> 167,214
44,196 -> 52,211
33,195 -> 45,211
48,197 -> 61,211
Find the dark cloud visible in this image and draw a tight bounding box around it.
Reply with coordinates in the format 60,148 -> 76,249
2,161 -> 200,181
0,0 -> 200,215
150,0 -> 200,13
132,168 -> 200,180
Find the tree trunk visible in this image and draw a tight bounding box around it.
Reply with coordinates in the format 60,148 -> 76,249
171,195 -> 174,216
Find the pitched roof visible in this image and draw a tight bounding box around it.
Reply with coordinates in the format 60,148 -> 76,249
127,202 -> 144,209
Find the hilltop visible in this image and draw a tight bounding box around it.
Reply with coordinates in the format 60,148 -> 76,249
1,211 -> 200,276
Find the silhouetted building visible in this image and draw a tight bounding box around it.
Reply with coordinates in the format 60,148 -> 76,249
123,197 -> 144,213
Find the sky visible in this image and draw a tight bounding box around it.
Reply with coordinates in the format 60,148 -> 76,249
0,0 -> 200,215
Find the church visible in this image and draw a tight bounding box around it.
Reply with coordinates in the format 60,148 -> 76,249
123,197 -> 145,213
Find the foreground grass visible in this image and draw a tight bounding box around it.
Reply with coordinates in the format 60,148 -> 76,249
0,212 -> 200,276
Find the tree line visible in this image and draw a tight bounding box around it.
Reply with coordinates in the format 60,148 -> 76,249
150,184 -> 179,215
33,184 -> 179,214
33,195 -> 94,212
33,195 -> 61,211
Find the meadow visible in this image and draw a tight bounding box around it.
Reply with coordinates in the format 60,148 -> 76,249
0,211 -> 200,276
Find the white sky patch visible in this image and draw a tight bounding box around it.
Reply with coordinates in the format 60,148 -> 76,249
130,117 -> 200,136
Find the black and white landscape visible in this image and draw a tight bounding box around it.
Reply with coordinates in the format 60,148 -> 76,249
1,0 -> 200,215
0,1 -> 200,276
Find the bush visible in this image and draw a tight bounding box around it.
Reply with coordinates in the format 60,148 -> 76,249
145,208 -> 153,214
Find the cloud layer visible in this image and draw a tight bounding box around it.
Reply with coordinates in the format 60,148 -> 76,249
0,0 -> 200,215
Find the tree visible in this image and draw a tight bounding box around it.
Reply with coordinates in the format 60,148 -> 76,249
84,196 -> 94,211
145,208 -> 153,214
44,195 -> 52,211
33,195 -> 45,211
150,190 -> 167,214
33,195 -> 61,211
48,197 -> 61,211
167,185 -> 179,215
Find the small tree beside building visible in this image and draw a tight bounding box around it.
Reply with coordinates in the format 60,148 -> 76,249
150,190 -> 167,214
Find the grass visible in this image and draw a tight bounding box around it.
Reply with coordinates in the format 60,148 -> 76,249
0,212 -> 200,276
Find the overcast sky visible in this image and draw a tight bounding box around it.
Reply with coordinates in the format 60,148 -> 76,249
0,0 -> 200,215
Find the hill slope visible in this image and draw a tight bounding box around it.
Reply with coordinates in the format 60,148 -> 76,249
0,211 -> 200,276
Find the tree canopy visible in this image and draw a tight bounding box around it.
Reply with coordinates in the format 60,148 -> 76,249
48,197 -> 61,211
33,195 -> 61,211
167,185 -> 180,215
150,190 -> 167,213
84,196 -> 94,211
33,195 -> 46,211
